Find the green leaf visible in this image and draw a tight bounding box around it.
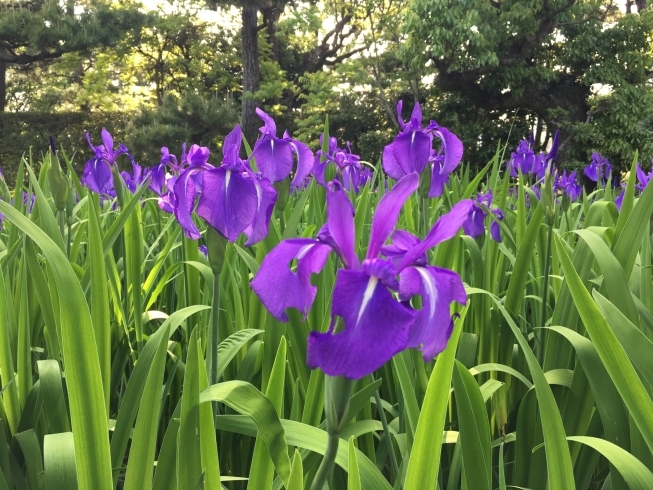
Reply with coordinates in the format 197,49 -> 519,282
568,436 -> 653,490
452,360 -> 492,490
347,437 -> 361,490
44,433 -> 78,490
288,450 -> 304,490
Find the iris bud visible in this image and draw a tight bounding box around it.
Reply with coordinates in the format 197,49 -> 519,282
419,166 -> 432,198
207,226 -> 228,275
274,177 -> 290,212
0,170 -> 10,203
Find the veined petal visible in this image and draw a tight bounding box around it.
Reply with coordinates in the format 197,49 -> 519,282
252,136 -> 294,183
397,199 -> 474,271
197,167 -> 258,242
223,125 -> 243,167
251,239 -> 332,321
391,130 -> 431,175
432,128 -> 463,174
382,143 -> 406,180
172,168 -> 203,240
83,158 -> 112,195
289,139 -> 314,190
148,164 -> 166,195
463,204 -> 486,238
325,181 -> 359,269
244,172 -> 277,246
307,269 -> 415,379
367,172 -> 419,259
399,265 -> 466,360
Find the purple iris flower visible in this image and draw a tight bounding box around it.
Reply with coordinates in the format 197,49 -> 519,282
584,152 -> 612,185
615,163 -> 653,210
382,101 -> 464,198
251,109 -> 314,191
121,162 -> 146,194
507,137 -> 544,178
463,190 -> 503,242
198,245 -> 208,257
83,129 -> 132,195
190,125 -> 277,245
313,135 -> 371,193
251,172 -> 472,379
554,170 -> 581,202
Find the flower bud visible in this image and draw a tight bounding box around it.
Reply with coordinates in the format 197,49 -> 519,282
207,226 -> 228,274
0,169 -> 10,203
274,177 -> 290,212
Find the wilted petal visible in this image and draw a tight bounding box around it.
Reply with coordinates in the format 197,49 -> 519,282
251,239 -> 332,321
391,130 -> 431,175
307,269 -> 415,379
244,173 -> 277,246
253,137 -> 294,183
399,265 -> 466,360
367,172 -> 419,259
398,200 -> 474,271
197,167 -> 258,242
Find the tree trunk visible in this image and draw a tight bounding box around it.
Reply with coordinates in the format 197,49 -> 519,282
0,60 -> 7,112
241,5 -> 261,148
262,6 -> 282,62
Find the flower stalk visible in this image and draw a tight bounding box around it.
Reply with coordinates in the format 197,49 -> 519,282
310,375 -> 354,490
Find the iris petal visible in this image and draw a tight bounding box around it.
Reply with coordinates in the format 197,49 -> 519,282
251,239 -> 332,322
307,269 -> 415,379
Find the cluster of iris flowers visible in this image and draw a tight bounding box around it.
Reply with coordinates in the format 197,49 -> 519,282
81,102 -> 474,380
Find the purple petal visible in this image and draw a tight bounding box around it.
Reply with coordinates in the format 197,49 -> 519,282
256,108 -> 277,136
397,200 -> 474,271
252,137 -> 294,183
101,128 -> 114,156
584,164 -> 598,182
83,159 -> 112,194
428,165 -> 450,198
381,230 -> 423,267
172,168 -> 202,240
367,172 -> 419,259
399,266 -> 466,360
463,205 -> 486,238
432,128 -> 464,174
251,239 -> 332,321
324,181 -> 359,269
382,143 -> 406,180
396,100 -> 405,130
187,144 -> 211,167
391,130 -> 431,175
244,173 -> 277,246
197,167 -> 258,242
289,139 -> 314,190
490,220 -> 502,243
223,125 -> 243,167
409,102 -> 423,127
149,164 -> 167,195
158,192 -> 175,214
307,269 -> 415,379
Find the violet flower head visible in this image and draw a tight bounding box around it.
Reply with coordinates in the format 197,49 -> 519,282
616,163 -> 653,211
251,109 -> 314,191
554,170 -> 581,202
584,152 -> 612,184
382,101 -> 464,198
251,172 -> 471,379
314,135 -> 370,193
463,190 -> 503,243
83,128 -> 132,195
196,124 -> 277,245
506,138 -> 544,178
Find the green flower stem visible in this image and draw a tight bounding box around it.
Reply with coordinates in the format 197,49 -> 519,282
310,375 -> 354,490
538,222 -> 554,364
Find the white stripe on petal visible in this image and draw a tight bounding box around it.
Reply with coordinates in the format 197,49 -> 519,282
225,169 -> 231,190
296,244 -> 314,260
356,277 -> 378,327
416,267 -> 437,320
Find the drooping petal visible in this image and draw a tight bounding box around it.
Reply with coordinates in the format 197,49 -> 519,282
391,130 -> 431,175
463,205 -> 486,238
398,265 -> 466,360
251,239 -> 332,321
83,159 -> 112,195
172,168 -> 202,240
382,142 -> 406,180
289,139 -> 314,190
397,199 -> 474,271
197,167 -> 258,242
307,269 -> 415,379
490,219 -> 502,243
367,172 -> 419,259
428,163 -> 450,198
583,164 -> 598,182
252,137 -> 294,183
323,181 -> 359,269
148,164 -> 167,195
244,172 -> 277,246
432,128 -> 463,174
